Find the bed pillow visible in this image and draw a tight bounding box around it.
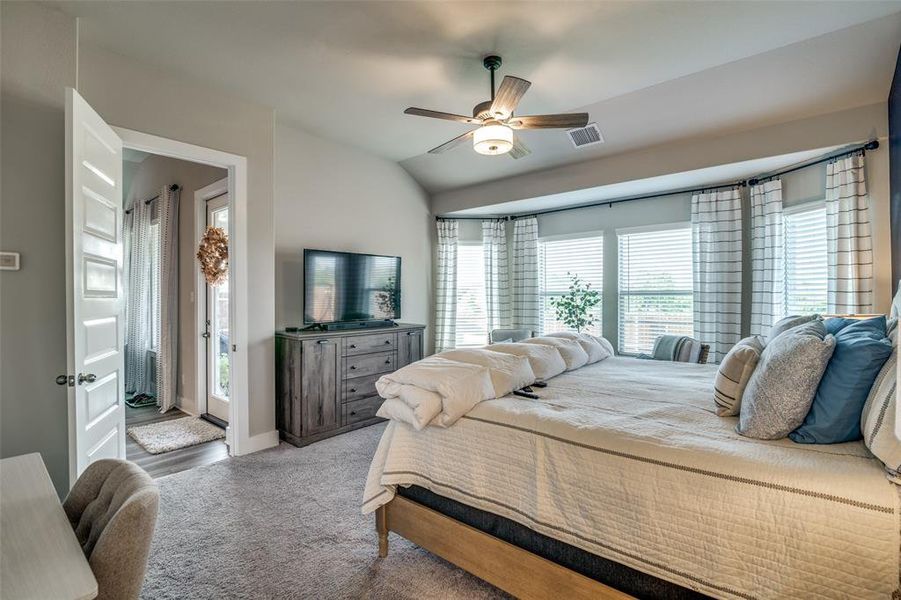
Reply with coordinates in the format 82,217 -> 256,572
438,348 -> 536,398
790,317 -> 892,444
523,336 -> 589,370
487,342 -> 567,380
768,314 -> 820,341
714,336 -> 764,417
860,326 -> 900,481
545,331 -> 610,364
737,320 -> 835,440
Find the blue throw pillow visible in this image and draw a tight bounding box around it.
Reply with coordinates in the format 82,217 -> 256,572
824,317 -> 853,335
790,316 -> 892,444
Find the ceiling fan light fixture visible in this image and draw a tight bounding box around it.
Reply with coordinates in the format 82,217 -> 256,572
473,124 -> 513,156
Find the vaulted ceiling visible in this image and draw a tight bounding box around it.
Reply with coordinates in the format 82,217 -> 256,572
51,1 -> 901,193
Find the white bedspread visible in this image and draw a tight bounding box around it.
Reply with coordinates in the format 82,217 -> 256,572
363,357 -> 900,599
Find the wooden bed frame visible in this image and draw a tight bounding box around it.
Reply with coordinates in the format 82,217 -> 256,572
375,496 -> 634,600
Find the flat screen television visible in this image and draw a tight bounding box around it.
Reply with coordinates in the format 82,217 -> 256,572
303,249 -> 401,325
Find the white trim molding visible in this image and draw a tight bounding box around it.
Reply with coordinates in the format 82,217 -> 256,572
112,127 -> 267,457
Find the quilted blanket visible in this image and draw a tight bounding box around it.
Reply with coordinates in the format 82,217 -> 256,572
363,357 -> 900,599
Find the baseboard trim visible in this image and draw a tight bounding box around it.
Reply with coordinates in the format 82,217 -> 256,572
239,430 -> 279,455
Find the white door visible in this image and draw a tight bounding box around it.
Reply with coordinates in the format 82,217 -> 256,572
65,88 -> 126,483
205,193 -> 230,423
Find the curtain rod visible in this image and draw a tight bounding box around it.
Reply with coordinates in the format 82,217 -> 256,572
747,139 -> 878,186
435,180 -> 745,221
124,184 -> 180,215
435,139 -> 879,222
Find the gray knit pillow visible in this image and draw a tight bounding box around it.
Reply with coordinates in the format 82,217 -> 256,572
737,320 -> 835,440
768,314 -> 820,341
714,336 -> 764,416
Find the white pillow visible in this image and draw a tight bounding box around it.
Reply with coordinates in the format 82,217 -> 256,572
438,348 -> 536,397
587,334 -> 615,356
487,342 -> 566,380
860,326 -> 899,481
523,336 -> 589,370
545,331 -> 610,363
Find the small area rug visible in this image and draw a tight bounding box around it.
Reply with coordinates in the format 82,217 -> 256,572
142,423 -> 507,599
128,417 -> 225,454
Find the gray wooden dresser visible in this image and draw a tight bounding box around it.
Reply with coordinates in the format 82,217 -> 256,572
275,323 -> 425,446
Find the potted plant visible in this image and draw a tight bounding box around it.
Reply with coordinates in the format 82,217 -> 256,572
549,273 -> 601,333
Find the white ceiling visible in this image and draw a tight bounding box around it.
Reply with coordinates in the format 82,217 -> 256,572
445,145 -> 844,217
51,1 -> 901,192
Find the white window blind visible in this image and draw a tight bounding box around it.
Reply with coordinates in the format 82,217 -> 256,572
618,226 -> 693,355
784,203 -> 827,315
455,243 -> 488,347
538,235 -> 603,336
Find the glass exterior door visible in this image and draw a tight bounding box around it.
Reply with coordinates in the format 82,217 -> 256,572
206,194 -> 230,423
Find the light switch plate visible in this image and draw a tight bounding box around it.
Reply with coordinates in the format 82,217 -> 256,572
0,252 -> 20,271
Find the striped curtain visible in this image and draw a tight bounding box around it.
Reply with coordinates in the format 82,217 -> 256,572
691,187 -> 743,363
482,219 -> 511,335
826,153 -> 873,314
511,216 -> 540,333
157,185 -> 180,412
749,179 -> 784,336
124,200 -> 153,395
435,219 -> 459,352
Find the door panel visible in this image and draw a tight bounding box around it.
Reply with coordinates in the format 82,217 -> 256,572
66,88 -> 126,483
300,339 -> 340,436
396,330 -> 423,368
205,193 -> 230,423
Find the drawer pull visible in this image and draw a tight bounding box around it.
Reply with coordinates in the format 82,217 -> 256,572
349,388 -> 356,393
350,365 -> 356,370
317,339 -> 329,344
385,359 -> 390,364
384,340 -> 391,344
350,411 -> 357,416
350,344 -> 357,349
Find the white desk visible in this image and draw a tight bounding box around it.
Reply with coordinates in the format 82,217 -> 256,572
1,453 -> 98,600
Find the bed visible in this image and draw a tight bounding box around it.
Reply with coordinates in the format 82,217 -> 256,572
363,356 -> 901,599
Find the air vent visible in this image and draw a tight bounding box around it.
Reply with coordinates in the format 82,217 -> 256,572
567,122 -> 604,148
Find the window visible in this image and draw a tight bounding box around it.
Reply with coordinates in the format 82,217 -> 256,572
455,243 -> 488,347
618,225 -> 693,355
783,203 -> 827,315
538,235 -> 603,336
149,221 -> 160,350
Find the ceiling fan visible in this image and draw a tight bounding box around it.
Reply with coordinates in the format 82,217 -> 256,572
404,55 -> 590,159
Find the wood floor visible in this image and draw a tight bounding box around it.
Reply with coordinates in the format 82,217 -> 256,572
126,405 -> 229,479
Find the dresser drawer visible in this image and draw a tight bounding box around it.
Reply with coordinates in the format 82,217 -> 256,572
344,333 -> 395,356
343,372 -> 382,403
344,396 -> 384,426
344,351 -> 394,378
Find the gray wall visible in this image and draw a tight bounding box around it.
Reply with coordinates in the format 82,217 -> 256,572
274,120 -> 434,352
125,155 -> 226,414
0,2 -> 78,495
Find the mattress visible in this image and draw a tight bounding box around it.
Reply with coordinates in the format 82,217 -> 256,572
363,357 -> 901,599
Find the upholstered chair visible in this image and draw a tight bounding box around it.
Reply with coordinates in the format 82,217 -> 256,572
63,459 -> 159,600
489,328 -> 534,344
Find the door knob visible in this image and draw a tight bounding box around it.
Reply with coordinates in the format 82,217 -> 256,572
56,374 -> 74,386
77,373 -> 97,385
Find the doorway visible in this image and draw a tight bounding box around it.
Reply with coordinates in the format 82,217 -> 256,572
199,179 -> 230,426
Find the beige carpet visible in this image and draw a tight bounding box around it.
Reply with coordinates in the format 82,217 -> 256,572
142,423 -> 508,599
128,417 -> 225,454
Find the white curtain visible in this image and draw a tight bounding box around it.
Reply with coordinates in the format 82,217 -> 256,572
482,219 -> 511,335
156,185 -> 180,412
826,153 -> 873,314
691,187 -> 743,363
749,179 -> 784,336
124,200 -> 153,395
511,216 -> 540,333
435,220 -> 458,352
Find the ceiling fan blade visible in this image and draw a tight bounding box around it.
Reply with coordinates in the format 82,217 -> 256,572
508,113 -> 590,129
404,107 -> 480,125
488,76 -> 531,119
428,130 -> 475,154
509,135 -> 531,160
